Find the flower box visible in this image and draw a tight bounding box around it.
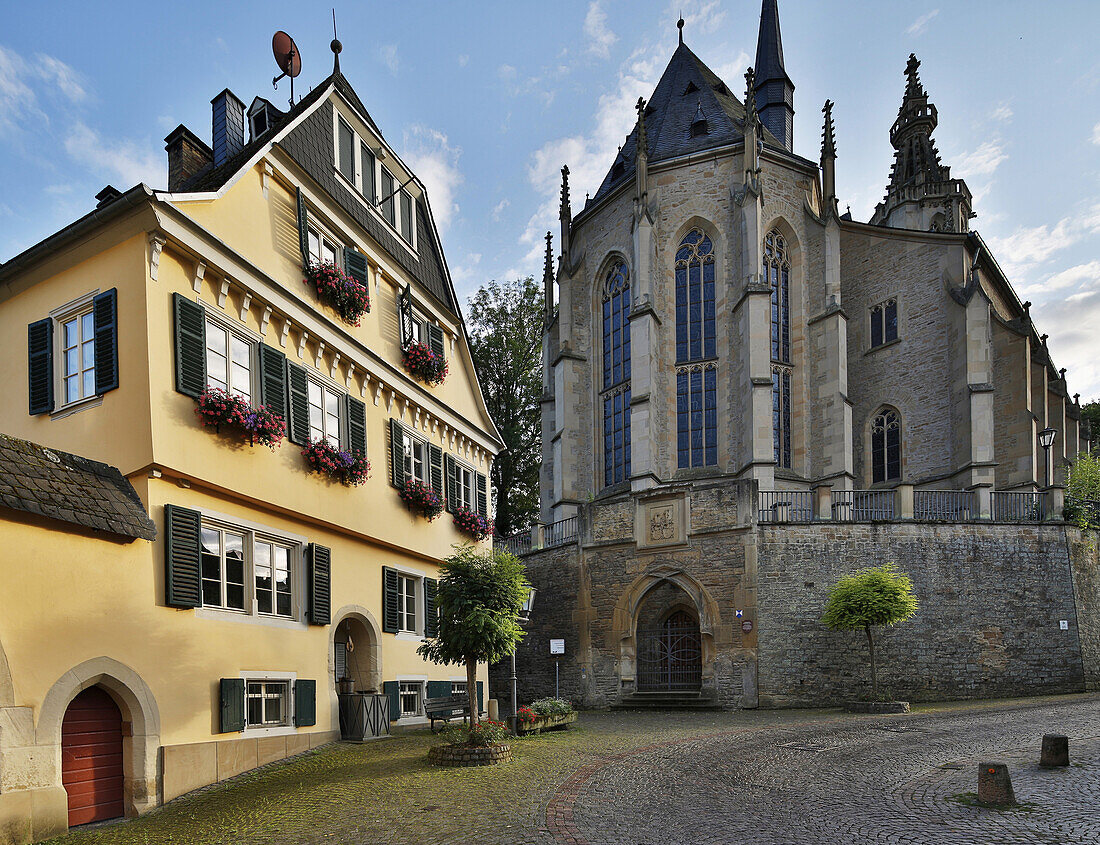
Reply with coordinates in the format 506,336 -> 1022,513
402,341 -> 448,386
306,262 -> 370,326
516,711 -> 577,735
301,440 -> 370,486
453,505 -> 492,541
194,387 -> 285,449
399,479 -> 445,520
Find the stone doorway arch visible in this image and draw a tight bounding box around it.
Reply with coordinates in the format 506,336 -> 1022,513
37,657 -> 160,820
331,606 -> 383,694
612,566 -> 721,695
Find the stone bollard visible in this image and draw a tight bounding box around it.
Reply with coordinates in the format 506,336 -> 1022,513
1040,734 -> 1069,767
977,763 -> 1016,806
487,699 -> 499,722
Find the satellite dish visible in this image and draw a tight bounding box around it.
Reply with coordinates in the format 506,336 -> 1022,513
272,31 -> 301,105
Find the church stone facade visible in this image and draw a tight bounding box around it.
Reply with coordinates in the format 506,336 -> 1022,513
495,1 -> 1099,711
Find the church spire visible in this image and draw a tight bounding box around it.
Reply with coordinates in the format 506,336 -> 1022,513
821,99 -> 837,214
559,165 -> 571,262
743,67 -> 761,184
753,0 -> 795,152
634,97 -> 649,202
871,53 -> 973,232
543,231 -> 554,321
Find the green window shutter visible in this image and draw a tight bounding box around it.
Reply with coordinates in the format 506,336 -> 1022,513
476,472 -> 488,520
382,566 -> 400,633
345,394 -> 367,456
258,344 -> 287,418
335,642 -> 348,680
426,680 -> 450,699
307,544 -> 331,625
219,678 -> 245,732
92,288 -> 119,394
424,577 -> 438,638
294,679 -> 317,727
427,323 -> 445,363
343,248 -> 370,307
164,504 -> 201,608
296,187 -> 310,270
389,418 -> 407,488
398,285 -> 414,350
286,361 -> 311,445
429,444 -> 444,500
173,293 -> 207,399
27,318 -> 54,415
476,681 -> 484,714
382,681 -> 399,720
444,454 -> 457,514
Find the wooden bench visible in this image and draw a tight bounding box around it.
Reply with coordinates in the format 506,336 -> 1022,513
425,695 -> 471,732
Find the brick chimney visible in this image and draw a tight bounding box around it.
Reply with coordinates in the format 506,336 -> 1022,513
164,124 -> 213,191
211,89 -> 246,168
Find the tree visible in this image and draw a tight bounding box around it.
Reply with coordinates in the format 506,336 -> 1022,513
821,563 -> 918,700
1065,450 -> 1100,529
1081,400 -> 1100,443
466,277 -> 542,537
417,546 -> 531,726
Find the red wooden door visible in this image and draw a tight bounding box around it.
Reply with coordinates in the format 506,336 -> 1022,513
61,687 -> 124,826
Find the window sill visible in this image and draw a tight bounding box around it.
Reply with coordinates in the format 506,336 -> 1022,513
865,337 -> 902,356
194,607 -> 306,629
243,724 -> 301,737
395,631 -> 423,642
51,395 -> 103,420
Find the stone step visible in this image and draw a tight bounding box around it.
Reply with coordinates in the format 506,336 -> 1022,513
611,690 -> 724,711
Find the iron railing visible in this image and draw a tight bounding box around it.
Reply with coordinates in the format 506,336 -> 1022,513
758,490 -> 816,523
991,491 -> 1046,523
544,515 -> 579,548
498,529 -> 532,557
832,490 -> 896,522
914,490 -> 976,521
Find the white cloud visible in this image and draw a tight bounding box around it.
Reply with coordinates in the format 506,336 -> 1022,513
906,10 -> 939,36
989,206 -> 1100,283
451,253 -> 483,296
63,121 -> 161,188
497,64 -> 517,82
491,198 -> 510,221
990,104 -> 1013,122
1044,261 -> 1100,292
33,53 -> 85,102
1092,121 -> 1100,146
402,126 -> 463,233
0,46 -> 82,136
713,51 -> 752,92
377,44 -> 399,76
584,1 -> 618,60
458,54 -> 469,68
955,141 -> 1007,177
672,0 -> 727,35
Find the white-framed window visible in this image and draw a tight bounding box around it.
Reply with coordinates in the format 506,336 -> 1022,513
58,308 -> 96,406
200,520 -> 299,618
307,377 -> 342,448
454,461 -> 476,511
402,429 -> 429,484
306,224 -> 340,268
205,316 -> 253,402
451,680 -> 468,697
246,680 -> 290,727
398,574 -> 417,632
399,681 -> 423,717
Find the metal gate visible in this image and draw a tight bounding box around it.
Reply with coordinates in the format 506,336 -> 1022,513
636,611 -> 702,691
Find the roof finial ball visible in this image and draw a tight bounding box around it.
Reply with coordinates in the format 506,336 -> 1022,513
331,9 -> 342,73
677,16 -> 685,44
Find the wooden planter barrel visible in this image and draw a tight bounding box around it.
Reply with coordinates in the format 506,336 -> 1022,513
516,711 -> 577,735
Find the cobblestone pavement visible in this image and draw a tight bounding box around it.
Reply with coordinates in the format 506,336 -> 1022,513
564,696 -> 1100,845
45,693 -> 1100,845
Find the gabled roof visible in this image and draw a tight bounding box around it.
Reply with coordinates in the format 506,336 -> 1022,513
0,434 -> 156,540
590,43 -> 783,204
168,71 -> 457,315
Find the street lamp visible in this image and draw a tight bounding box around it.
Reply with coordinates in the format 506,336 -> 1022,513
510,587 -> 536,728
1038,428 -> 1057,488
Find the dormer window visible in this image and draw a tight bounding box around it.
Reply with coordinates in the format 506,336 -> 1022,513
611,160 -> 625,180
683,81 -> 699,96
690,102 -> 709,137
249,106 -> 268,141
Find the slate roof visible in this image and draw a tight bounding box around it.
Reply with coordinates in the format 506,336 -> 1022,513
754,0 -> 792,86
0,434 -> 156,541
173,71 -> 456,315
590,43 -> 784,204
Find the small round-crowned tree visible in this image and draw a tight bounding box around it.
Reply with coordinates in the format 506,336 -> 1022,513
417,545 -> 531,727
821,563 -> 918,701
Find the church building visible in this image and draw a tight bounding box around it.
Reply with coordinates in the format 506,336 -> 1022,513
500,0 -> 1099,711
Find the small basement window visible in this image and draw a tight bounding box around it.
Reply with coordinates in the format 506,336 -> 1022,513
399,681 -> 422,717
246,680 -> 290,727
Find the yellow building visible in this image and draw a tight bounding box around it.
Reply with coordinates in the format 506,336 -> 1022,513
0,59 -> 502,843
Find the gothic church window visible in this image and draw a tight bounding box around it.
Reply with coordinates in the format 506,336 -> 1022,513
675,230 -> 717,468
766,230 -> 792,468
871,409 -> 901,484
870,299 -> 898,348
602,261 -> 631,487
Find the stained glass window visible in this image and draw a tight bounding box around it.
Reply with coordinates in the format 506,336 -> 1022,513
871,409 -> 902,483
675,230 -> 716,364
601,261 -> 631,486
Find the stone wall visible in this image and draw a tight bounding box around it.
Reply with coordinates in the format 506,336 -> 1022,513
1067,528 -> 1100,691
756,523 -> 1086,706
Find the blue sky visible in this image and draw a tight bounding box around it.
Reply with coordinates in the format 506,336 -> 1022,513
3,1 -> 1099,397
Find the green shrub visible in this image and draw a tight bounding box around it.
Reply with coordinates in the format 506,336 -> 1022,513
438,719 -> 510,748
530,697 -> 573,718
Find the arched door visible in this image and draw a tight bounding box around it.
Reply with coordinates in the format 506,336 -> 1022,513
637,609 -> 702,691
62,686 -> 124,826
